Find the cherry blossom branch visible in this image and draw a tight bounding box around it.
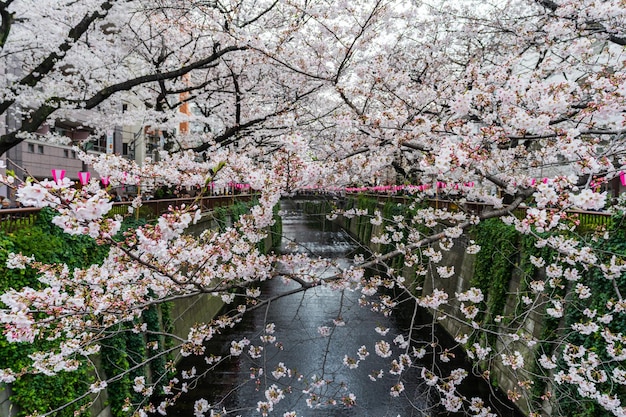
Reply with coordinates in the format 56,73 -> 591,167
536,0 -> 626,45
0,0 -> 115,115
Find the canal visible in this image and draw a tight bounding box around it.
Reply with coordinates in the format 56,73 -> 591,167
155,200 -> 522,416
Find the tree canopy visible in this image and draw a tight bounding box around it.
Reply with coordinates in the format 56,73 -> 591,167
1,0 -> 626,416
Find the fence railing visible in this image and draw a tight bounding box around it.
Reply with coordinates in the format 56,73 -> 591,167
295,192 -> 616,232
370,193 -> 615,231
0,192 -> 616,234
0,207 -> 41,234
107,194 -> 256,221
0,194 -> 256,234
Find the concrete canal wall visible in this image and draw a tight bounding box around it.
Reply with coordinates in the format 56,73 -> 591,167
0,386 -> 14,417
0,204 -> 278,417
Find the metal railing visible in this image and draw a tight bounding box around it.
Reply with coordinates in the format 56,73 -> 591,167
0,207 -> 41,234
0,191 -> 616,234
0,194 -> 256,233
294,192 -> 616,232
363,193 -> 615,231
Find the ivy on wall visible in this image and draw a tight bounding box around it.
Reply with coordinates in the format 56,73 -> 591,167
470,219 -> 520,345
0,210 -> 174,417
1,199 -> 282,416
212,200 -> 253,230
270,204 -> 283,251
355,195 -> 377,241
556,220 -> 626,417
0,208 -> 109,417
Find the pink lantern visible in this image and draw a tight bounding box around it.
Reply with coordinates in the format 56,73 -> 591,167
620,171 -> 626,187
101,176 -> 110,187
77,171 -> 90,185
51,169 -> 65,184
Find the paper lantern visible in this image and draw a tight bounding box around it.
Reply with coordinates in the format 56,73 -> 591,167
77,171 -> 90,185
51,169 -> 65,184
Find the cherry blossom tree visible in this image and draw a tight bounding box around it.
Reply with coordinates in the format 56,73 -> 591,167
0,0 -> 329,157
1,0 -> 626,416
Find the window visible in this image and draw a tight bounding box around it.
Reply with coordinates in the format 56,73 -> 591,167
64,149 -> 69,158
27,143 -> 34,153
94,135 -> 107,153
37,145 -> 44,154
71,150 -> 76,159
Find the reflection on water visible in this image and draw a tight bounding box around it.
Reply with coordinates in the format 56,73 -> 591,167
155,200 -> 522,417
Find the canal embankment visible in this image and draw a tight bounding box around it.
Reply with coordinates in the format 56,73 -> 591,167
298,195 -> 548,417
157,199 -> 524,417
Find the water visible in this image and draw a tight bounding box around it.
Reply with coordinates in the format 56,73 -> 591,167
154,200 -> 522,417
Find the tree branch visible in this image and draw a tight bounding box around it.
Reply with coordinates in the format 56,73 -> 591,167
81,46 -> 245,110
0,0 -> 115,116
535,0 -> 626,45
0,0 -> 14,50
0,45 -> 246,156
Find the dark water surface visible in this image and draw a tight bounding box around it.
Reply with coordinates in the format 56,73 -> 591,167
155,200 -> 523,417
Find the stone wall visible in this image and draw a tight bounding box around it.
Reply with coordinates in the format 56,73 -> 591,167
184,210 -> 230,237
170,209 -> 274,341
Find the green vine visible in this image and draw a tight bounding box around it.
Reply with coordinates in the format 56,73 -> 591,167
355,195 -> 377,241
470,219 -> 519,345
1,199 -> 271,416
271,204 -> 283,250
555,220 -> 626,416
144,306 -> 166,380
0,207 -> 109,417
96,323 -> 151,416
